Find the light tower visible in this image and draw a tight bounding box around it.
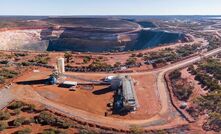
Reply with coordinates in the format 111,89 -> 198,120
57,58 -> 65,74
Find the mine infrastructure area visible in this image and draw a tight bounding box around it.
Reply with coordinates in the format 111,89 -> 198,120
0,17 -> 221,133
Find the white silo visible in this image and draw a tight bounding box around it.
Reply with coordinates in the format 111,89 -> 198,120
57,58 -> 65,74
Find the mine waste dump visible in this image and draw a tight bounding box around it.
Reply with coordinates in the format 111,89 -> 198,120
0,18 -> 190,52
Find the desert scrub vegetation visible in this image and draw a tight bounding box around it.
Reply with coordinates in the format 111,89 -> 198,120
8,101 -> 37,114
14,53 -> 28,57
207,36 -> 221,51
169,70 -> 194,101
83,56 -> 92,64
0,122 -> 8,131
175,44 -> 199,57
28,54 -> 50,64
14,128 -> 32,134
64,52 -> 72,63
0,101 -> 73,133
0,69 -> 19,83
129,125 -> 144,134
78,127 -> 99,134
35,111 -> 71,129
142,44 -> 200,66
8,101 -> 26,110
88,59 -> 112,71
12,117 -> 26,127
186,58 -> 221,132
0,111 -> 11,121
126,57 -> 137,65
20,62 -> 31,66
188,59 -> 221,91
42,128 -> 66,134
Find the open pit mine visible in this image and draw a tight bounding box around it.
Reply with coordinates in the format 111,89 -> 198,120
0,18 -> 191,52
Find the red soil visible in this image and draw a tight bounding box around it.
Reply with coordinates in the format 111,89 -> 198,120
12,67 -> 161,120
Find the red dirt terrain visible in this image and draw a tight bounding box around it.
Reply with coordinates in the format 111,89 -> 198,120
0,100 -> 78,134
12,67 -> 161,120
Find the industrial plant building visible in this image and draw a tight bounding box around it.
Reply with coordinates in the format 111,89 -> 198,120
111,75 -> 138,113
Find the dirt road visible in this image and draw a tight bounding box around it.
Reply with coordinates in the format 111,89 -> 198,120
0,86 -> 15,110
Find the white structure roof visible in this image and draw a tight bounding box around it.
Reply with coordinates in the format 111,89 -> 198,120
63,81 -> 77,86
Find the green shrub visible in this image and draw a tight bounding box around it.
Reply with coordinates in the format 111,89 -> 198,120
79,127 -> 97,134
13,117 -> 26,127
88,60 -> 112,70
0,111 -> 11,120
21,62 -> 30,66
173,79 -> 194,101
14,53 -> 28,57
8,101 -> 25,110
203,112 -> 221,132
64,52 -> 72,63
137,53 -> 143,57
56,118 -> 70,129
126,57 -> 137,65
114,62 -> 121,67
22,118 -> 35,125
83,56 -> 91,64
12,109 -> 21,115
0,77 -> 5,84
0,69 -> 18,79
155,130 -> 168,134
131,54 -> 136,57
35,111 -> 70,129
42,128 -> 66,134
0,60 -> 9,64
169,70 -> 181,80
0,122 -> 8,131
188,58 -> 221,132
22,104 -> 36,113
187,65 -> 197,75
29,56 -> 50,64
129,125 -> 144,134
15,128 -> 32,134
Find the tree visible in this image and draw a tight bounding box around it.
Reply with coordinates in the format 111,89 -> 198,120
114,62 -> 121,67
79,127 -> 97,134
0,111 -> 10,120
22,104 -> 36,113
129,125 -> 143,134
15,128 -> 32,134
173,79 -> 194,101
126,57 -> 137,65
8,101 -> 25,110
83,56 -> 91,64
12,109 -> 21,116
169,70 -> 181,80
13,117 -> 26,127
35,111 -> 70,129
64,52 -> 72,63
42,128 -> 66,134
0,122 -> 8,131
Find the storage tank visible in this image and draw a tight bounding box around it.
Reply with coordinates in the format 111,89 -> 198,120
57,58 -> 65,74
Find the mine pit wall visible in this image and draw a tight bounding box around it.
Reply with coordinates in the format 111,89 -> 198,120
18,40 -> 49,51
47,38 -> 131,52
0,28 -> 62,51
0,29 -> 44,51
47,30 -> 189,52
0,28 -> 189,52
128,30 -> 187,51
